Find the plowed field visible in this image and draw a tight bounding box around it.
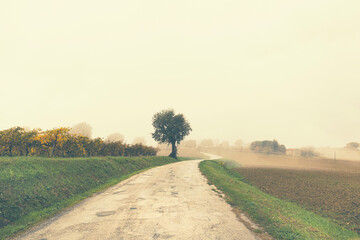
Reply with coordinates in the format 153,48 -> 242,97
236,167 -> 360,234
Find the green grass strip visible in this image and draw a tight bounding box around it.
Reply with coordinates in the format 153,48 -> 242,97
0,156 -> 197,240
199,160 -> 360,240
1,169 -> 145,239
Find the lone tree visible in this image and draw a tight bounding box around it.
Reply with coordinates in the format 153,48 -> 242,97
152,109 -> 192,159
345,142 -> 359,150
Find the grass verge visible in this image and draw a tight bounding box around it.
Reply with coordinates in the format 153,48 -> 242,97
199,160 -> 360,240
0,156 -> 194,239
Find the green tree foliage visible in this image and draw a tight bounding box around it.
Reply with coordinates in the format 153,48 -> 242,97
0,127 -> 24,156
250,139 -> 286,154
152,109 -> 192,159
0,126 -> 157,157
19,129 -> 39,156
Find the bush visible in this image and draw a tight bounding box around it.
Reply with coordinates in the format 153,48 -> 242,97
300,147 -> 318,158
250,140 -> 286,154
0,127 -> 157,157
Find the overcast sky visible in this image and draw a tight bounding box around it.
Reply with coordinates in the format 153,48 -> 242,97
1,0 -> 359,148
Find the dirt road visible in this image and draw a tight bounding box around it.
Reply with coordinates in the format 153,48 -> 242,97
16,159 -> 257,240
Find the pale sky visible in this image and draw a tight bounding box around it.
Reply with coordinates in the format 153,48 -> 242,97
1,0 -> 360,148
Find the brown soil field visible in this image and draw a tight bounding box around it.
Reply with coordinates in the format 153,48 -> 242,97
208,150 -> 360,233
235,167 -> 360,234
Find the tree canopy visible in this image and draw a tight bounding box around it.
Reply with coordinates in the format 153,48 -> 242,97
250,139 -> 286,154
152,109 -> 192,158
345,142 -> 359,150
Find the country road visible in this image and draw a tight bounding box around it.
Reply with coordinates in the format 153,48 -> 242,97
15,157 -> 257,240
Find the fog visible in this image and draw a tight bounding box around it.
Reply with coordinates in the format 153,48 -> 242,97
212,150 -> 360,173
105,133 -> 125,143
70,122 -> 92,138
316,148 -> 360,162
1,1 -> 360,148
132,137 -> 147,145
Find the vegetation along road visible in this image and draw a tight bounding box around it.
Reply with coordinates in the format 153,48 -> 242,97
15,158 -> 257,240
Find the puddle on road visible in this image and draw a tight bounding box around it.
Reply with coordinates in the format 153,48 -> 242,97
153,233 -> 174,239
96,211 -> 115,217
113,190 -> 126,195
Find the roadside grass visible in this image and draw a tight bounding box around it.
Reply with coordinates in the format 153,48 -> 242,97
0,156 -> 194,240
199,160 -> 360,240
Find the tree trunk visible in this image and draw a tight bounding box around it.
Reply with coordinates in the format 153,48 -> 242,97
50,135 -> 58,157
169,141 -> 177,159
50,142 -> 56,157
9,145 -> 12,157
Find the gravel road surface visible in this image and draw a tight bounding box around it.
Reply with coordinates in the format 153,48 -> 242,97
15,158 -> 257,240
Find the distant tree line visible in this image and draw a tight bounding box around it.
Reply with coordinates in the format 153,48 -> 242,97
345,142 -> 359,150
250,140 -> 286,154
0,127 -> 157,157
299,147 -> 318,158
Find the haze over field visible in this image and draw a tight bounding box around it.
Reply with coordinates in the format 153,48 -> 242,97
1,1 -> 360,148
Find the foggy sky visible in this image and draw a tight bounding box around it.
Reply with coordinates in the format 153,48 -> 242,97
1,0 -> 360,148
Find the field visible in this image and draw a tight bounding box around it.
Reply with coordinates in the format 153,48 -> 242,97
211,150 -> 360,234
0,156 -> 187,239
236,167 -> 360,234
212,149 -> 360,172
199,160 -> 359,240
200,149 -> 360,239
